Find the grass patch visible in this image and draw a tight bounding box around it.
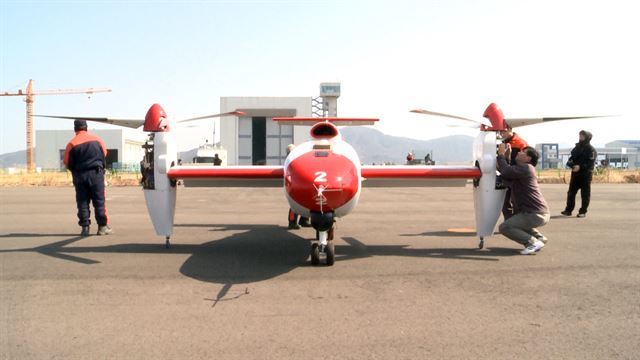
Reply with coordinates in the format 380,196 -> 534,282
0,171 -> 140,187
537,168 -> 640,184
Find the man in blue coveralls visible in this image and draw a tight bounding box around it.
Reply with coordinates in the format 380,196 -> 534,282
64,120 -> 113,236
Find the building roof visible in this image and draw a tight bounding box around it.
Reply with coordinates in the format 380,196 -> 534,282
606,140 -> 640,148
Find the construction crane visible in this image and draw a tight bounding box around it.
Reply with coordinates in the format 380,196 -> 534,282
0,79 -> 111,172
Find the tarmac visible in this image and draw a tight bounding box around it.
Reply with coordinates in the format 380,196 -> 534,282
1,184 -> 639,359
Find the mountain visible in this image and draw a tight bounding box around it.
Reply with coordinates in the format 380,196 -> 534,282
340,127 -> 474,165
0,150 -> 26,168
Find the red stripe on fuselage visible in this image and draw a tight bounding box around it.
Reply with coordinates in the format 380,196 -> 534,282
286,150 -> 359,213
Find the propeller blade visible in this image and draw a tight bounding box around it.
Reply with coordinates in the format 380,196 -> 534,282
178,110 -> 246,123
34,114 -> 144,129
446,123 -> 481,129
505,115 -> 614,128
410,109 -> 492,126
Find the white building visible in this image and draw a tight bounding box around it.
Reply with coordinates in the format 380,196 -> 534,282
218,83 -> 340,166
179,142 -> 228,165
35,129 -> 146,170
557,140 -> 640,170
219,97 -> 312,165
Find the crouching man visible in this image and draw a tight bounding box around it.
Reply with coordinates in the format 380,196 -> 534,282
497,144 -> 550,255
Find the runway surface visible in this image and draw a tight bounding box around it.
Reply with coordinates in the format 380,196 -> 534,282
1,184 -> 639,359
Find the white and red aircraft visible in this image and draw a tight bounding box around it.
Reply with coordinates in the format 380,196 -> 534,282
37,103 -> 605,265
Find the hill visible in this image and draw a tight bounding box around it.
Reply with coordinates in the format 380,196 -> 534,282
340,127 -> 474,164
0,150 -> 26,168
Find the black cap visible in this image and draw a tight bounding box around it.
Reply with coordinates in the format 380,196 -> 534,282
74,119 -> 87,130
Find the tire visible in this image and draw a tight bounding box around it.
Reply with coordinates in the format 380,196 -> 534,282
310,243 -> 320,266
325,242 -> 335,266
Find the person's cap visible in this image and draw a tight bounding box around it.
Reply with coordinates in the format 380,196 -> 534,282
74,119 -> 87,129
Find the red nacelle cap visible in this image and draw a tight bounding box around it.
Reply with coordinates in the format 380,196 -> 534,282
482,103 -> 507,131
143,103 -> 169,132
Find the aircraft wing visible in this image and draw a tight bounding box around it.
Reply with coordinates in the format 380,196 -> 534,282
34,115 -> 145,129
361,165 -> 481,187
167,166 -> 284,187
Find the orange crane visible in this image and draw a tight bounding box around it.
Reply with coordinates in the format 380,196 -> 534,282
0,79 -> 111,172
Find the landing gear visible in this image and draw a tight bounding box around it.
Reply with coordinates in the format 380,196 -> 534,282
478,236 -> 484,249
310,225 -> 336,266
165,236 -> 171,249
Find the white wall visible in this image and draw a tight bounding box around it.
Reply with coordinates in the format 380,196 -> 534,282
35,129 -> 146,170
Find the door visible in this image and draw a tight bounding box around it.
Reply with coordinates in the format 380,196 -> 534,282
238,117 -> 252,165
252,117 -> 267,165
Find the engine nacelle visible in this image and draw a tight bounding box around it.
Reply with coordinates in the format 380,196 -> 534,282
143,131 -> 177,238
473,131 -> 506,239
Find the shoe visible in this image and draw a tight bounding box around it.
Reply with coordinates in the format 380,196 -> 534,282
520,240 -> 545,255
536,235 -> 548,244
560,210 -> 572,216
80,226 -> 90,236
97,225 -> 113,235
577,213 -> 586,218
288,222 -> 301,230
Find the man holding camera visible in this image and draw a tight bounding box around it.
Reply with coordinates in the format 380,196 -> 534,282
499,127 -> 529,220
497,143 -> 550,255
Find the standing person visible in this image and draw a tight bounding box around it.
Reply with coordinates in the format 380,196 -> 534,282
213,153 -> 222,166
499,127 -> 529,220
562,130 -> 597,218
285,144 -> 310,229
424,153 -> 434,165
64,120 -> 112,236
497,144 -> 550,255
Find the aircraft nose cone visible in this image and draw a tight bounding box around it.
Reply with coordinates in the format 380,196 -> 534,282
286,151 -> 358,213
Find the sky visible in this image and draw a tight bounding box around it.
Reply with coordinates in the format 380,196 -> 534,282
1,0 -> 639,154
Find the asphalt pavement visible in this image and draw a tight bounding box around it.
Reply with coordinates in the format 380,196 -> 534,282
1,184 -> 639,359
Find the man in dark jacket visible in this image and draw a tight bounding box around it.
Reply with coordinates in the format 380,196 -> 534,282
213,153 -> 222,166
497,144 -> 550,255
561,130 -> 597,218
64,120 -> 112,236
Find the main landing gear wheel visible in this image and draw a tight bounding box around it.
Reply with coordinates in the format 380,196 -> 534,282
478,236 -> 484,249
310,243 -> 320,266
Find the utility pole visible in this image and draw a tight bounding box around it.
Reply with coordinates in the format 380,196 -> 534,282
1,79 -> 111,172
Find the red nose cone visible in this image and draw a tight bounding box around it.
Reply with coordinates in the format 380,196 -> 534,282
286,151 -> 358,213
143,103 -> 169,132
482,103 -> 507,131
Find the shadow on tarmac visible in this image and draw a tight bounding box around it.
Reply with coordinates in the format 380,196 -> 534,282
0,224 -> 519,285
